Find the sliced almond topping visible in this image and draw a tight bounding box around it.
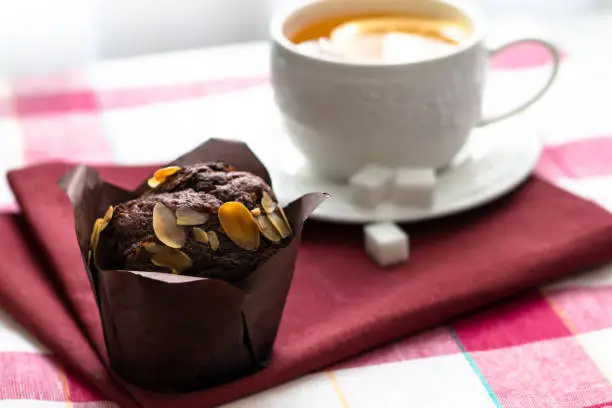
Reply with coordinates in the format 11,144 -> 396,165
98,210 -> 112,235
207,231 -> 220,251
251,208 -> 262,217
99,220 -> 109,234
90,218 -> 105,266
193,227 -> 209,244
103,205 -> 114,223
147,166 -> 182,188
153,202 -> 185,248
261,191 -> 277,214
143,241 -> 164,254
218,202 -> 260,251
255,214 -> 282,242
278,206 -> 293,235
147,177 -> 160,188
90,218 -> 103,248
150,247 -> 192,274
154,166 -> 181,178
176,207 -> 209,226
267,211 -> 292,239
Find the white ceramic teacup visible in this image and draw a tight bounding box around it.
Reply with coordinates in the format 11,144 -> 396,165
270,0 -> 560,180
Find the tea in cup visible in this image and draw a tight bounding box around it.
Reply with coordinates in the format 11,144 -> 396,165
270,0 -> 560,180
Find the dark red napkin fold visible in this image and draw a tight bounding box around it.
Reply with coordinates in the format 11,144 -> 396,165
5,162 -> 612,408
0,215 -> 138,407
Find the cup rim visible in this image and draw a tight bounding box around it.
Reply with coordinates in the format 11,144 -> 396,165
269,0 -> 486,67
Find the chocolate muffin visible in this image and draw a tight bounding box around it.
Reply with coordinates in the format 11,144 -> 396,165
94,163 -> 292,281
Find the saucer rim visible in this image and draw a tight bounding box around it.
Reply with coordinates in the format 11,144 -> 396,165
271,118 -> 542,224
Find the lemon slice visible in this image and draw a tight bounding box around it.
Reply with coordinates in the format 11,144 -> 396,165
330,17 -> 465,45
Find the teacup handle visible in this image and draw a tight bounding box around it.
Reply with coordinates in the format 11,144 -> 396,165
477,38 -> 561,127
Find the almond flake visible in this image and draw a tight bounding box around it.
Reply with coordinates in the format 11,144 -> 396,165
278,206 -> 293,235
103,205 -> 114,224
94,207 -> 112,238
267,210 -> 292,239
153,202 -> 185,248
143,242 -> 164,254
176,207 -> 209,226
147,166 -> 181,188
147,177 -> 160,188
218,201 -> 260,251
150,247 -> 192,274
255,214 -> 282,242
90,218 -> 105,266
90,218 -> 103,248
261,191 -> 277,214
193,227 -> 209,244
207,231 -> 220,251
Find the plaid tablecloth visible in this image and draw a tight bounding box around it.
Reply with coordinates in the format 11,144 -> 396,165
3,17 -> 612,407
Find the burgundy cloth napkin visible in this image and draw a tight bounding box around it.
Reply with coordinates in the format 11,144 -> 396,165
0,215 -> 138,407
6,162 -> 612,408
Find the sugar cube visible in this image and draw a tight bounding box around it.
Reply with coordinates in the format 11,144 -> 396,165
349,164 -> 393,208
364,222 -> 409,267
392,168 -> 436,207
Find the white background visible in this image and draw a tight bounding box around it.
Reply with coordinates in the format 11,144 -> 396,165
0,0 -> 603,75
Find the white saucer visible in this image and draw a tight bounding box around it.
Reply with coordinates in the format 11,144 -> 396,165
207,87 -> 542,224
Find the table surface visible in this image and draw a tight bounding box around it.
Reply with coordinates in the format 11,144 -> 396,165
2,7 -> 612,408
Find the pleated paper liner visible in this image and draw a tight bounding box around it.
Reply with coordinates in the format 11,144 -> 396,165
58,139 -> 326,391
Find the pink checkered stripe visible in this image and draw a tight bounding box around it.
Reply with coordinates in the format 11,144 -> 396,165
2,43 -> 612,407
0,352 -> 107,401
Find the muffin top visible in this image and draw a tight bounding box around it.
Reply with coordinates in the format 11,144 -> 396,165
95,163 -> 292,281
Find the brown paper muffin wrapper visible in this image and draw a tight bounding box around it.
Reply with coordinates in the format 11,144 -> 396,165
57,138 -> 327,392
